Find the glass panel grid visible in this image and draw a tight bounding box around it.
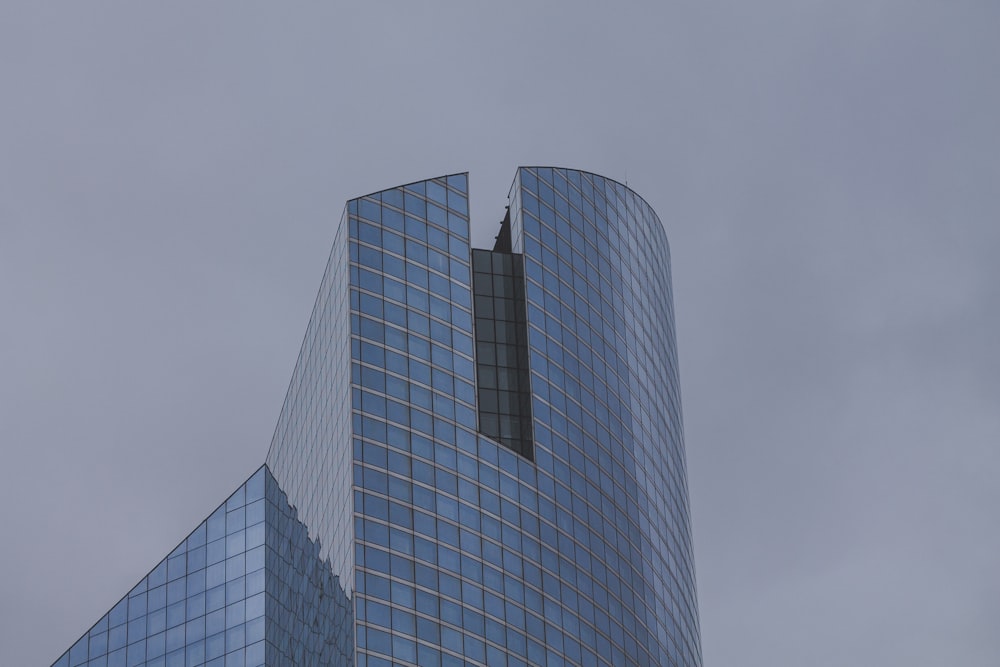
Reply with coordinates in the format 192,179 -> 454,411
51,168 -> 700,667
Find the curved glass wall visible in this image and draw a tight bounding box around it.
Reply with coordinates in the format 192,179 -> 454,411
347,169 -> 701,666
510,167 -> 701,666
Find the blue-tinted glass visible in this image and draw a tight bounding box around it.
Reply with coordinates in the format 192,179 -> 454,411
53,169 -> 701,667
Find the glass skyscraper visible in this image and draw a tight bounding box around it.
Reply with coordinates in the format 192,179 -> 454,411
51,167 -> 702,667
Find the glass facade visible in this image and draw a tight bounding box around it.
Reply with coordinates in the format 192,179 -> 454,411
51,168 -> 701,667
51,467 -> 352,667
509,168 -> 701,666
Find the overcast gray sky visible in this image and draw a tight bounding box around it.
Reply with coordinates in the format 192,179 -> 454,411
2,2 -> 998,666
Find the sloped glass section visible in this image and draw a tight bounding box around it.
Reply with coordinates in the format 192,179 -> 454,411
51,466 -> 352,667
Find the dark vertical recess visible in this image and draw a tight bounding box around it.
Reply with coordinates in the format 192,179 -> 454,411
472,212 -> 534,459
